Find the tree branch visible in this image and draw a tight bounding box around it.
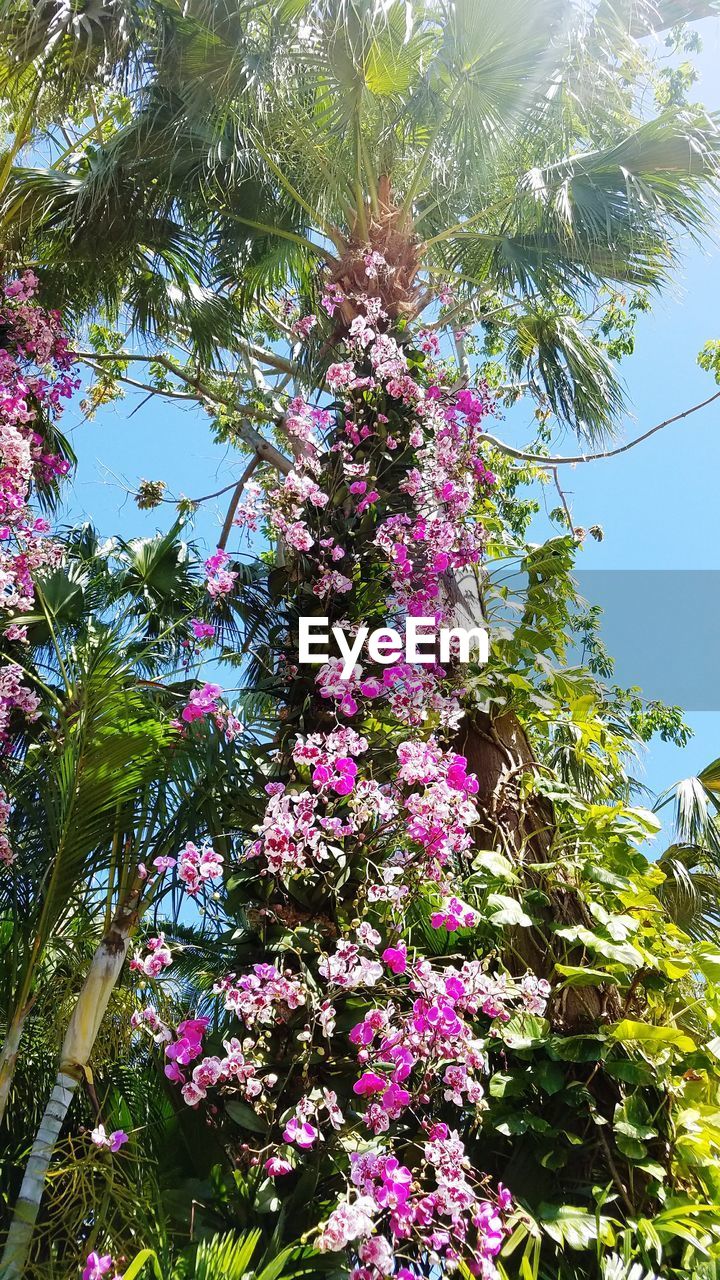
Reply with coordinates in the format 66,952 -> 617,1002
218,456 -> 260,550
75,352 -> 293,475
551,466 -> 575,531
79,357 -> 199,402
482,390 -> 720,466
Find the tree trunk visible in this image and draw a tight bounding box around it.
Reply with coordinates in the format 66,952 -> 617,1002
0,904 -> 134,1279
448,567 -> 621,1029
0,1001 -> 31,1129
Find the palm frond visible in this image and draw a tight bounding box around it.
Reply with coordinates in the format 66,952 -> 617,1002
189,1229 -> 339,1280
506,306 -> 627,441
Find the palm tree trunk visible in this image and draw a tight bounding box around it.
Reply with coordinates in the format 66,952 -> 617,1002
0,1001 -> 32,1128
0,899 -> 136,1279
448,566 -> 621,1029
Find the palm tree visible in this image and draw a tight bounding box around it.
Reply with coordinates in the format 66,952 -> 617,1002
0,522 -> 194,1125
3,5 -> 720,1275
654,757 -> 720,940
0,523 -> 271,1277
3,1 -> 718,926
0,0 -> 718,439
4,0 -> 718,891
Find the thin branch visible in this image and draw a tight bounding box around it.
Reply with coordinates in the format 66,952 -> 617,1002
75,352 -> 293,474
597,1125 -> 635,1216
481,390 -> 720,466
78,342 -> 298,383
234,336 -> 301,378
161,478 -> 245,506
128,393 -> 154,418
79,358 -> 199,402
257,301 -> 294,337
552,467 -> 575,531
218,456 -> 260,550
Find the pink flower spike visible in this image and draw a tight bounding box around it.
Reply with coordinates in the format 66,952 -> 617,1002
353,1071 -> 387,1096
190,619 -> 216,641
283,1116 -> 318,1149
382,943 -> 407,975
82,1254 -> 114,1280
108,1130 -> 128,1152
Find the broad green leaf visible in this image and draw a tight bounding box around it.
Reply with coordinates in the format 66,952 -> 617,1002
225,1099 -> 269,1134
488,893 -> 533,927
473,850 -> 517,881
554,963 -> 615,988
501,1015 -> 549,1050
610,1020 -> 696,1055
122,1251 -> 163,1280
537,1203 -> 617,1249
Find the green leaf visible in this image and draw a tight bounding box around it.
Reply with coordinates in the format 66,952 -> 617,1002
534,1060 -> 566,1095
696,950 -> 720,984
554,963 -> 615,988
193,1231 -> 263,1280
122,1251 -> 163,1280
548,1034 -> 607,1063
225,1099 -> 269,1134
614,1131 -> 648,1160
538,1204 -> 617,1249
554,925 -> 643,969
614,1094 -> 657,1142
489,1071 -> 528,1098
487,893 -> 533,927
473,850 -> 517,880
610,1020 -> 696,1055
501,1015 -> 550,1050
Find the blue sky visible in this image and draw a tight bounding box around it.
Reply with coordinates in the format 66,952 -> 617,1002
55,19 -> 720,833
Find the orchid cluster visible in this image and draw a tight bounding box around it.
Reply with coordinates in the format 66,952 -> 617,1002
138,1000 -> 279,1109
177,839 -> 224,896
130,933 -> 173,979
247,729 -> 483,911
90,1124 -> 129,1153
231,478 -> 264,534
174,680 -> 243,742
204,546 -> 237,599
347,955 -> 550,1134
0,661 -> 40,760
320,1134 -> 513,1280
171,1026 -> 277,1111
151,921 -> 543,1276
82,1252 -> 121,1280
0,274 -> 77,760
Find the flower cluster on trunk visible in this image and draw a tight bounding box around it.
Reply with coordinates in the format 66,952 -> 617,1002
136,265 -> 548,1279
0,273 -> 77,861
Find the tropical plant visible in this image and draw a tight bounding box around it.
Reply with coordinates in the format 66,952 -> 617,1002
1,0 -> 719,439
0,523 -> 273,1275
2,4 -> 720,1280
654,757 -> 720,939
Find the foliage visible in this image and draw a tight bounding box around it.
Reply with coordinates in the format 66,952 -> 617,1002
1,0 -> 720,439
1,3 -> 720,1280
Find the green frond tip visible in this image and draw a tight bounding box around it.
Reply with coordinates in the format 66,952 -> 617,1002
187,1229 -> 333,1280
506,306 -> 628,442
